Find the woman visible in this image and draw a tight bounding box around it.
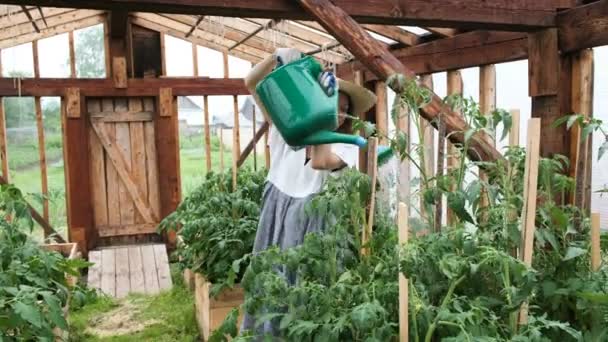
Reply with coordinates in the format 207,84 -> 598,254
241,48 -> 376,334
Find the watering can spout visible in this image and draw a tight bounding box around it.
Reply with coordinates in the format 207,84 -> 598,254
298,130 -> 368,147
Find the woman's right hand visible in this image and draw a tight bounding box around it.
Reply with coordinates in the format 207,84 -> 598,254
274,48 -> 303,68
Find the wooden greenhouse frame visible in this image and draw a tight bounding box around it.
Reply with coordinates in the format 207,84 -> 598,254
0,1 -> 606,335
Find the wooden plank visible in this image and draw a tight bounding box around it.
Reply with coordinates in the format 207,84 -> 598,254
87,250 -> 102,290
398,202 -> 408,342
103,100 -> 121,227
129,98 -> 148,224
518,118 -> 541,325
232,95 -> 239,190
509,109 -> 521,147
479,65 -> 496,214
194,274 -> 244,341
112,57 -> 127,88
528,29 -> 559,97
33,40 -> 40,77
128,246 -> 146,293
115,247 -> 130,298
591,213 -> 601,272
396,98 -> 410,205
0,77 -> 250,97
88,99 -> 109,229
446,70 -> 462,226
159,88 -> 172,117
114,100 -> 136,225
375,81 -> 388,145
435,114 -> 446,233
91,111 -> 154,122
153,244 -> 173,291
144,120 -> 161,219
419,75 -> 434,222
141,244 -> 160,295
203,96 -> 212,173
65,88 -> 81,118
68,31 -> 76,78
100,248 -> 116,297
223,51 -> 229,79
34,97 -> 50,223
297,0 -> 501,164
364,24 -> 419,46
192,42 -> 199,77
160,32 -> 166,76
10,0 -> 571,30
570,49 -> 594,214
558,0 -> 608,53
98,223 -> 157,237
363,137 -> 378,256
103,19 -> 111,78
91,120 -> 158,223
0,98 -> 8,181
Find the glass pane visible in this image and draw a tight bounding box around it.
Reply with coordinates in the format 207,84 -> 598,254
197,46 -> 224,78
592,46 -> 608,228
38,33 -> 70,78
228,55 -> 252,78
1,43 -> 34,77
74,24 -> 106,78
165,35 -> 194,76
178,96 -> 205,195
496,60 -> 531,151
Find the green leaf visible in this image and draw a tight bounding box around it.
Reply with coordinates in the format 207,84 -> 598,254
563,246 -> 586,261
447,191 -> 475,224
598,140 -> 608,161
13,301 -> 42,328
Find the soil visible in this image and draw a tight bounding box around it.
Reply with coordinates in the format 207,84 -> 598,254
85,299 -> 160,338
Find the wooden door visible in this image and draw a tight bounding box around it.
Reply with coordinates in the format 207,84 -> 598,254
87,97 -> 161,239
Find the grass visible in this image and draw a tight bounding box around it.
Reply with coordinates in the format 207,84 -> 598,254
69,265 -> 200,341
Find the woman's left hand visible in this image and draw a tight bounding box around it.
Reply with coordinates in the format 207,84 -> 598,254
318,71 -> 337,97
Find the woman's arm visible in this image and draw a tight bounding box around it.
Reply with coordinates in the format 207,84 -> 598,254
310,144 -> 346,171
245,55 -> 276,124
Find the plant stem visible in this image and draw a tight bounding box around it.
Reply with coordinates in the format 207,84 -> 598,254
424,275 -> 466,342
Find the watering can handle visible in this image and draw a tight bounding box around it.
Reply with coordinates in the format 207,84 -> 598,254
298,130 -> 367,147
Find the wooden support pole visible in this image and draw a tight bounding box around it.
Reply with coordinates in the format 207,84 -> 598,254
223,51 -> 229,79
237,122 -> 269,168
112,57 -> 127,88
296,0 -> 501,164
398,202 -> 409,342
396,92 -> 410,206
0,98 -> 8,182
21,5 -> 40,33
354,70 -> 368,173
420,74 -> 434,223
479,64 -> 496,215
220,127 -> 225,170
375,81 -> 388,145
68,31 -> 76,78
33,40 -> 40,78
232,95 -> 239,191
203,95 -> 211,173
446,70 -> 462,226
363,136 -> 378,256
570,49 -> 594,214
435,114 -> 445,233
160,33 -> 166,76
591,212 -> 601,272
509,109 -> 521,147
252,106 -> 257,170
518,118 -> 541,325
35,97 -> 49,223
103,18 -> 111,78
229,19 -> 280,51
192,42 -> 199,77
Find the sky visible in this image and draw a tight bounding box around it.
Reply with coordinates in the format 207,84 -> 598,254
1,23 -> 607,226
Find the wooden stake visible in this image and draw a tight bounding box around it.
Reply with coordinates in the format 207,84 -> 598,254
203,95 -> 211,173
419,74 -> 434,223
398,202 -> 409,342
69,31 -> 76,78
591,213 -> 601,272
518,118 -> 541,325
220,127 -> 224,170
0,99 -> 8,182
160,33 -> 166,76
252,106 -> 257,170
509,109 -> 521,147
232,96 -> 239,191
435,115 -> 445,233
223,51 -> 229,79
35,97 -> 49,223
479,65 -> 496,213
396,98 -> 409,206
192,43 -> 199,77
375,81 -> 388,145
363,137 -> 378,256
32,40 -> 40,78
446,70 -> 462,226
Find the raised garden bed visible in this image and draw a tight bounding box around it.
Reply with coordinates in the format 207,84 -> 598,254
193,273 -> 243,341
40,242 -> 79,341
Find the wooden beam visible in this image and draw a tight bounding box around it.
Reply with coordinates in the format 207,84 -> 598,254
558,0 -> 608,53
363,24 -> 420,46
298,0 -> 501,163
375,81 -> 388,145
0,77 -> 249,97
112,57 -> 128,88
37,7 -> 48,27
185,15 -> 204,38
305,41 -> 342,56
0,7 -> 72,29
35,97 -> 50,223
425,27 -> 458,37
237,122 -> 270,168
7,0 -> 574,30
338,30 -> 528,81
159,87 -> 172,117
21,5 -> 40,33
110,10 -> 129,38
229,19 -> 280,51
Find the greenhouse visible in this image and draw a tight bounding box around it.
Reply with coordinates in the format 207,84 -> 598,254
1,1 -> 608,341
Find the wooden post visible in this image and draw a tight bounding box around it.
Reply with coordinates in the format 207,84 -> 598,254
35,98 -> 49,223
223,51 -> 229,78
518,118 -> 541,325
363,137 -> 378,256
435,115 -> 445,233
252,106 -> 257,170
203,95 -> 212,173
446,70 -> 462,226
591,213 -> 601,272
570,49 -> 594,214
264,128 -> 270,169
0,98 -> 8,182
69,31 -> 76,78
232,96 -> 240,191
112,57 -> 128,88
375,81 -> 388,145
420,75 -> 434,223
103,18 -> 111,78
220,127 -> 225,170
398,202 -> 409,342
479,65 -> 496,212
296,0 -> 501,164
509,109 -> 521,147
354,70 -> 368,173
192,43 -> 199,77
396,93 -> 410,205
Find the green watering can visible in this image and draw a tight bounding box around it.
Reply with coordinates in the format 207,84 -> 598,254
256,56 -> 367,148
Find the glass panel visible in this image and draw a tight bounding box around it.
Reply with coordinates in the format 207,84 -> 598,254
38,33 -> 70,78
74,24 -> 106,78
228,55 -> 252,78
1,43 -> 34,77
164,35 -> 194,76
197,46 -> 224,78
591,46 -> 608,228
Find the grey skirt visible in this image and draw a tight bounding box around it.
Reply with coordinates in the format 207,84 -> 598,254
241,181 -> 326,335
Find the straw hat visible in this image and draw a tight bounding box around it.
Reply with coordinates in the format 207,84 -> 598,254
338,79 -> 377,115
